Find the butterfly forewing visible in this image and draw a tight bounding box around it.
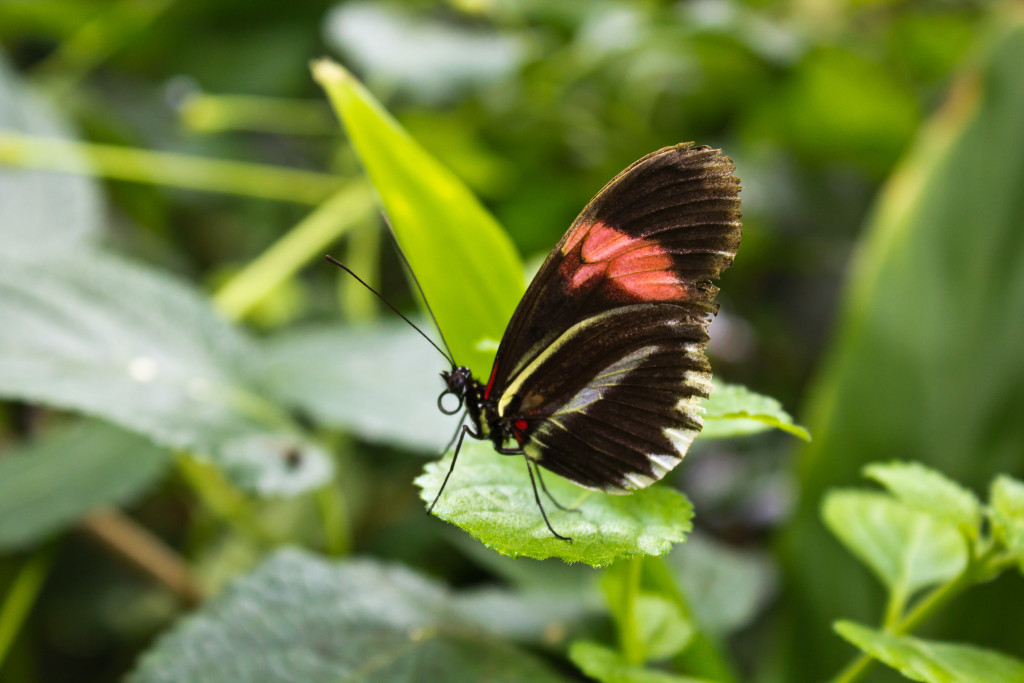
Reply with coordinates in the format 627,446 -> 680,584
486,143 -> 741,388
486,143 -> 741,492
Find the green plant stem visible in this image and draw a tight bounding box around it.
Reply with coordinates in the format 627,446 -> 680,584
316,487 -> 349,557
175,455 -> 277,547
882,587 -> 907,630
831,547 -> 1010,683
180,93 -> 337,135
30,0 -> 173,95
0,132 -> 345,204
339,220 -> 383,322
645,557 -> 742,683
618,557 -> 644,666
0,547 -> 54,673
212,183 -> 374,320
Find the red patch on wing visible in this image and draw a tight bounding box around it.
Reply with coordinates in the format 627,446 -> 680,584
560,221 -> 689,301
514,419 -> 529,431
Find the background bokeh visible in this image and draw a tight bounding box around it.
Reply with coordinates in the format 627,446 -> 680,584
1,1 -> 1022,682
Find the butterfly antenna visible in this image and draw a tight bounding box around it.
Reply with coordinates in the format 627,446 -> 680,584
378,214 -> 457,368
325,255 -> 454,366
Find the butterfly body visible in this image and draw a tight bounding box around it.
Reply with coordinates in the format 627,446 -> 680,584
431,143 -> 742,538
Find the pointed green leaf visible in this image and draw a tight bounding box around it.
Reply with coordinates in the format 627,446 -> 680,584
0,421 -> 169,551
821,491 -> 967,598
568,641 -> 718,683
990,475 -> 1024,572
313,58 -> 523,377
0,53 -> 102,247
700,383 -> 809,441
0,249 -> 331,496
415,440 -> 693,566
835,621 -> 1024,683
864,461 -> 981,535
129,550 -> 570,683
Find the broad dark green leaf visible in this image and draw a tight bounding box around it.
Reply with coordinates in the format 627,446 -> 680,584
990,475 -> 1024,572
780,18 -> 1024,677
415,440 -> 694,566
568,641 -> 717,683
313,58 -> 524,377
821,491 -> 966,598
0,52 -> 102,247
260,321 -> 455,451
450,586 -> 594,646
129,550 -> 570,683
864,461 -> 981,534
0,421 -> 169,551
0,249 -> 331,496
835,621 -> 1024,683
700,383 -> 809,441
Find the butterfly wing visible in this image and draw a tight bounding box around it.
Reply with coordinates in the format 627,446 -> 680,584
485,143 -> 741,491
495,304 -> 712,492
483,143 -> 741,398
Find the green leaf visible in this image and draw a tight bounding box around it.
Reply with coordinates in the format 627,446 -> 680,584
129,550 -> 571,683
835,621 -> 1024,683
312,59 -> 524,377
821,491 -> 967,599
990,475 -> 1024,572
415,440 -> 694,566
449,586 -> 595,646
700,383 -> 809,441
635,593 -> 694,661
667,533 -> 774,637
783,18 -> 1024,674
0,249 -> 331,496
323,3 -> 527,102
600,562 -> 695,663
864,461 -> 981,535
0,53 -> 102,247
260,321 -> 455,451
568,641 -> 717,683
0,421 -> 169,551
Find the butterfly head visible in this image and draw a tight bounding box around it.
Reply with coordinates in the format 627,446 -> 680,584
438,366 -> 473,415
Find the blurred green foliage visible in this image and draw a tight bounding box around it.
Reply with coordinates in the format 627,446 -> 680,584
1,1 -> 1023,682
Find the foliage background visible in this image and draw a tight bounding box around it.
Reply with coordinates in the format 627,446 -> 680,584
1,0 -> 1022,682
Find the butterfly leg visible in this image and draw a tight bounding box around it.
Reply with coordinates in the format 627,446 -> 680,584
534,466 -> 581,514
439,411 -> 467,455
524,456 -> 573,542
427,424 -> 480,515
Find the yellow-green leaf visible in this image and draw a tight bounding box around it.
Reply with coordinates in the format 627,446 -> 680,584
312,59 -> 523,376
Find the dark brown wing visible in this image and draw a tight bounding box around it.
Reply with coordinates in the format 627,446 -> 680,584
496,305 -> 713,492
483,143 -> 741,400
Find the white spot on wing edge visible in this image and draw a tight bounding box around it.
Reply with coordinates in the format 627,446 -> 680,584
647,453 -> 679,478
664,427 -> 699,458
621,471 -> 655,490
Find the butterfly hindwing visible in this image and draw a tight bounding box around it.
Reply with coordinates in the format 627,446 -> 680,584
496,304 -> 713,493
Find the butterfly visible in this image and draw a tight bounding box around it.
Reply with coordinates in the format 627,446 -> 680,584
429,143 -> 741,540
329,143 -> 741,541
